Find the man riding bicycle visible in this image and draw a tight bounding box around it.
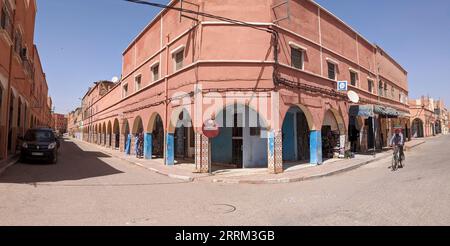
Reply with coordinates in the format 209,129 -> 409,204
390,128 -> 405,168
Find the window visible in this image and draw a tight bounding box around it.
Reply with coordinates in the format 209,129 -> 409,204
368,79 -> 374,93
291,47 -> 304,70
327,62 -> 336,80
350,71 -> 358,86
391,86 -> 395,98
135,75 -> 142,91
378,81 -> 383,96
151,63 -> 159,81
122,84 -> 128,98
0,3 -> 12,35
14,30 -> 22,54
384,83 -> 388,97
173,49 -> 184,71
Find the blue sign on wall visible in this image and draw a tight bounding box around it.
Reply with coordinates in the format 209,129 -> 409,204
337,81 -> 348,91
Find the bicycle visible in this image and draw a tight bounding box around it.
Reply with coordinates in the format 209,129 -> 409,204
391,145 -> 403,171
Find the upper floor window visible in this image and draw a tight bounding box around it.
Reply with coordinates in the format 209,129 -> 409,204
172,46 -> 185,72
14,29 -> 22,54
391,86 -> 395,98
135,75 -> 142,91
0,4 -> 12,34
291,47 -> 304,70
350,70 -> 358,86
122,83 -> 128,98
151,63 -> 159,82
378,81 -> 383,96
368,79 -> 374,94
384,83 -> 388,97
327,61 -> 337,81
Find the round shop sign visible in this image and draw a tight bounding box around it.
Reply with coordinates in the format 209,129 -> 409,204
202,119 -> 220,138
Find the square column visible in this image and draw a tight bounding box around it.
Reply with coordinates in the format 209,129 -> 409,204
310,130 -> 323,165
144,133 -> 152,159
268,130 -> 283,174
165,133 -> 174,165
195,133 -> 210,173
119,134 -> 124,152
106,135 -> 111,147
131,135 -> 136,156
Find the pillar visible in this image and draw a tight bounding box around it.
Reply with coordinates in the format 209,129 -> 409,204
195,132 -> 209,173
310,130 -> 322,164
166,133 -> 174,165
106,134 -> 110,147
267,130 -> 283,174
131,135 -> 136,156
119,134 -> 124,152
111,133 -> 114,147
144,133 -> 152,159
125,134 -> 131,155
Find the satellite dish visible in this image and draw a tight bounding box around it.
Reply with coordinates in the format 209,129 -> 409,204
347,90 -> 360,103
111,76 -> 119,83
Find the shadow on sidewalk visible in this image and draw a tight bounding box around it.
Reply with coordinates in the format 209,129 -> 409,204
0,139 -> 123,184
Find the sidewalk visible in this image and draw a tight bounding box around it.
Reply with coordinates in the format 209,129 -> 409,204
72,138 -> 426,184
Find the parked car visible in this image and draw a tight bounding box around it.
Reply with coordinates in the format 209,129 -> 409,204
19,128 -> 59,164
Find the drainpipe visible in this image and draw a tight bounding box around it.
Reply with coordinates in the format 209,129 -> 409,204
164,34 -> 170,164
3,7 -> 16,160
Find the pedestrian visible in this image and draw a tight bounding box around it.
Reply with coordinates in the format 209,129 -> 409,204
135,133 -> 139,158
138,132 -> 144,158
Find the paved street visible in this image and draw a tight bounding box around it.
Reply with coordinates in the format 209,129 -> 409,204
0,135 -> 449,226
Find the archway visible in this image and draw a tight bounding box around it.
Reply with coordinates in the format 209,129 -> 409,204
281,106 -> 312,165
147,113 -> 164,159
321,109 -> 345,160
411,118 -> 424,138
211,104 -> 268,169
171,109 -> 195,164
122,120 -> 131,154
107,121 -> 112,147
102,122 -> 107,145
132,116 -> 144,157
113,119 -> 120,149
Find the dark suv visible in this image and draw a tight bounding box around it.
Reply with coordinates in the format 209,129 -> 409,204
20,128 -> 60,164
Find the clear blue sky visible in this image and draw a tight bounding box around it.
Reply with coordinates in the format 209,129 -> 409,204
35,0 -> 450,114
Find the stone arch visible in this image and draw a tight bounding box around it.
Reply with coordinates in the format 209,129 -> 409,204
168,106 -> 193,134
411,118 -> 424,138
147,112 -> 165,158
113,118 -> 120,149
281,105 -> 312,163
132,116 -> 144,134
211,103 -> 269,169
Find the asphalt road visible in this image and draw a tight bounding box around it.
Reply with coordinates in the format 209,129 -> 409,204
0,135 -> 449,225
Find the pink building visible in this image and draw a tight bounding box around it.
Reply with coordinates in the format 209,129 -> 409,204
409,97 -> 438,138
77,0 -> 409,174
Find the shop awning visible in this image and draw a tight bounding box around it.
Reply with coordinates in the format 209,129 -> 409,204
349,105 -> 408,118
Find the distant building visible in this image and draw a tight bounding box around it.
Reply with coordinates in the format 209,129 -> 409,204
52,113 -> 68,134
409,97 -> 437,138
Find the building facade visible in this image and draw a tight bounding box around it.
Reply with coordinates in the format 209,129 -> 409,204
51,113 -> 68,134
434,100 -> 448,135
67,107 -> 83,140
0,0 -> 51,163
409,97 -> 437,138
74,0 -> 409,174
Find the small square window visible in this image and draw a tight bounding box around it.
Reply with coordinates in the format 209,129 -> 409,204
291,47 -> 303,70
135,75 -> 142,91
368,79 -> 374,93
174,50 -> 184,71
122,84 -> 128,98
327,62 -> 336,80
152,64 -> 159,81
350,71 -> 358,86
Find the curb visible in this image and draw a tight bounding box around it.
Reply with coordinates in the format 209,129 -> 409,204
211,140 -> 426,184
71,138 -> 196,182
0,155 -> 20,176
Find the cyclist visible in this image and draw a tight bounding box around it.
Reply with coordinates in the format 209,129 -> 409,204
390,128 -> 405,168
